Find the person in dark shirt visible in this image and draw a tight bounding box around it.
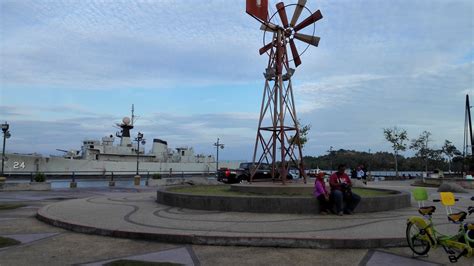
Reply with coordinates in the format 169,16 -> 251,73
329,164 -> 361,216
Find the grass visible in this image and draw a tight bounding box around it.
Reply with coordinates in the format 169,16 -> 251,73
104,260 -> 183,266
0,236 -> 21,248
0,203 -> 26,210
168,185 -> 393,197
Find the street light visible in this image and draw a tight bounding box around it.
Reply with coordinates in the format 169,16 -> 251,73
213,138 -> 224,175
134,132 -> 146,176
1,122 -> 11,178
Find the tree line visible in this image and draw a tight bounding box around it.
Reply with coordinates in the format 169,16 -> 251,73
300,126 -> 465,174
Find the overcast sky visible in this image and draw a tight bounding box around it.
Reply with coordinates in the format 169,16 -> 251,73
0,0 -> 473,160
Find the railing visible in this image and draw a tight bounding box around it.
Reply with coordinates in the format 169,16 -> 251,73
3,170 -> 215,182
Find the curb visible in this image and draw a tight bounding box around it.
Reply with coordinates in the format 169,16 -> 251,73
36,208 -> 407,249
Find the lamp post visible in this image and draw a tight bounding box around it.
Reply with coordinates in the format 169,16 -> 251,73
213,138 -> 224,175
1,122 -> 10,180
368,148 -> 372,182
135,132 -> 145,175
133,132 -> 145,186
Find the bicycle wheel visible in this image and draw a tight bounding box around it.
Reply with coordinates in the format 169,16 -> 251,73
406,222 -> 431,255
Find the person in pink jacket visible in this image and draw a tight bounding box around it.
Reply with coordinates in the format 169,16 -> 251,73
313,172 -> 332,214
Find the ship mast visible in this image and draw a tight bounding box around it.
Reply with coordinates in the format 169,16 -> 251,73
131,104 -> 135,126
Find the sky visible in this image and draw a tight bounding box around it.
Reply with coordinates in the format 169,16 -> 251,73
0,0 -> 473,161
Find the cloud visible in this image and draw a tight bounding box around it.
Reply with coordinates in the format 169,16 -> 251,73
0,0 -> 266,90
298,62 -> 473,155
295,74 -> 386,113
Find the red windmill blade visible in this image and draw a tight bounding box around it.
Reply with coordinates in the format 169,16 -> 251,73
259,42 -> 274,55
293,9 -> 322,32
276,2 -> 289,28
289,39 -> 301,67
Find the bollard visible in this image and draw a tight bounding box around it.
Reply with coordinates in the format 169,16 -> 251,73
70,172 -> 77,188
109,172 -> 115,187
134,175 -> 141,186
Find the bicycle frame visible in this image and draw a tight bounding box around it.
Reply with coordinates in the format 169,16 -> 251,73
407,213 -> 473,259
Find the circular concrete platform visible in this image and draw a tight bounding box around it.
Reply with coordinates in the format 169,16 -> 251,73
36,192 -> 472,249
156,184 -> 410,214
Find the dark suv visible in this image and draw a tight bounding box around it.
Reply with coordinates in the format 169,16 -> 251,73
217,162 -> 282,184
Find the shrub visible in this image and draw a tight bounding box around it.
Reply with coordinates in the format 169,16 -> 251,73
34,172 -> 46,182
152,173 -> 162,179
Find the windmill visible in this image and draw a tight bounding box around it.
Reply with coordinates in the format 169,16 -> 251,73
246,0 -> 323,184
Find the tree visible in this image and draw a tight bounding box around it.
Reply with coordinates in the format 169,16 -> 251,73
289,121 -> 311,149
383,127 -> 408,177
410,131 -> 432,173
441,140 -> 461,173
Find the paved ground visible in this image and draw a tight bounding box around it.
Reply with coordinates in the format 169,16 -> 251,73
0,181 -> 473,265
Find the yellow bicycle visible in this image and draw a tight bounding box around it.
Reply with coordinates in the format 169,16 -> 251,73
406,189 -> 474,263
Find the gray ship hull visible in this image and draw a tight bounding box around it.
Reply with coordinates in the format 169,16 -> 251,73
4,153 -> 241,176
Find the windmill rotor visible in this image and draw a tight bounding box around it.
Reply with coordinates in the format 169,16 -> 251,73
260,1 -> 322,68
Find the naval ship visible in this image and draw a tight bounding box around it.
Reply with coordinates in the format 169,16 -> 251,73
4,109 -> 241,177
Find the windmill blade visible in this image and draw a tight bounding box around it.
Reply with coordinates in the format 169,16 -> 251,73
260,22 -> 278,32
293,9 -> 323,32
276,2 -> 289,27
290,0 -> 307,27
259,42 -> 274,55
289,39 -> 301,67
294,33 -> 320,47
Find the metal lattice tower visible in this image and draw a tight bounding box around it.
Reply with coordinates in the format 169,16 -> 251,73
246,0 -> 323,184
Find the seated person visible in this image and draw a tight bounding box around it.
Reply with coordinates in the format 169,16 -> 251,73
313,172 -> 332,214
329,164 -> 361,216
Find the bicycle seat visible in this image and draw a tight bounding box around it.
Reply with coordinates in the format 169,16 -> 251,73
418,206 -> 436,216
448,211 -> 467,223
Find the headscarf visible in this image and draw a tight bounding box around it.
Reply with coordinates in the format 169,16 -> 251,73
316,172 -> 326,182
